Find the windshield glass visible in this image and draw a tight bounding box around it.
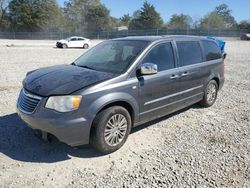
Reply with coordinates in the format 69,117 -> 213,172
74,40 -> 149,74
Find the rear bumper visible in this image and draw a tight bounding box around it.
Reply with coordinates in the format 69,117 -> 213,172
17,107 -> 91,146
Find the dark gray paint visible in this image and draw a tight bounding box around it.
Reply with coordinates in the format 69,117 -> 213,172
17,35 -> 225,146
23,65 -> 116,96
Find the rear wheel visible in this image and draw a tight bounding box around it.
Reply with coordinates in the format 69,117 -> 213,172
199,80 -> 218,107
83,43 -> 89,49
90,106 -> 131,154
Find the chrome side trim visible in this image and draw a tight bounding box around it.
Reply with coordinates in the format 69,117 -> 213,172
144,85 -> 203,106
140,92 -> 204,116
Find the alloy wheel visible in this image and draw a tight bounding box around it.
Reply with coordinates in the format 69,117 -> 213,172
104,114 -> 128,146
207,83 -> 217,103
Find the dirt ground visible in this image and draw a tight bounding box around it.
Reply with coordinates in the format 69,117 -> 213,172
0,39 -> 249,187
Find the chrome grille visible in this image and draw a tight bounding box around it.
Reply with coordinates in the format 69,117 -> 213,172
17,89 -> 42,114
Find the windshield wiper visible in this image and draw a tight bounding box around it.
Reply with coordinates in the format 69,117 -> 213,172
71,62 -> 96,70
78,65 -> 96,70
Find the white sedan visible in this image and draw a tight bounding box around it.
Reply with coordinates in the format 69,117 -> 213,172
56,36 -> 92,49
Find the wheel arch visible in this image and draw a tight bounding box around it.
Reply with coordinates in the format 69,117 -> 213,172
212,77 -> 220,88
96,100 -> 135,124
89,99 -> 137,142
206,74 -> 220,88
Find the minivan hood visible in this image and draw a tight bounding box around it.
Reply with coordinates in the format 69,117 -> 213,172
23,65 -> 116,96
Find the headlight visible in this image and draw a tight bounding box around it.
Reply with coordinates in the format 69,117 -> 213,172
45,96 -> 82,112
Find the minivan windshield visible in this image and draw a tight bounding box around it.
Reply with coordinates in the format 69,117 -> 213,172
74,40 -> 149,74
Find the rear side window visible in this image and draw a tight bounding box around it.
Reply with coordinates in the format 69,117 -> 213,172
177,41 -> 203,66
202,41 -> 222,61
142,42 -> 175,71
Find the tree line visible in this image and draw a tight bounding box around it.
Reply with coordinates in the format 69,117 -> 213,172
0,0 -> 249,32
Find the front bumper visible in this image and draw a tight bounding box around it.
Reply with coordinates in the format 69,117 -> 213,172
56,42 -> 62,48
17,101 -> 91,146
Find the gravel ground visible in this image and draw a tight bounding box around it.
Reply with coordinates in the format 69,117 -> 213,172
0,39 -> 249,187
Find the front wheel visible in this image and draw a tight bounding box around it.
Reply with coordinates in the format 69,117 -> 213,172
62,43 -> 68,49
90,106 -> 131,154
199,80 -> 218,107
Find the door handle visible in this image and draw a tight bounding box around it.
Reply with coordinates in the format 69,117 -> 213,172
170,74 -> 179,79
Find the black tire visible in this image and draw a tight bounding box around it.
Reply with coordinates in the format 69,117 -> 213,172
83,43 -> 89,49
199,80 -> 218,107
90,106 -> 132,154
62,43 -> 68,49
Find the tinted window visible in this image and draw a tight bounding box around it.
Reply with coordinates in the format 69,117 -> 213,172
78,38 -> 85,41
177,41 -> 203,66
122,46 -> 134,61
70,38 -> 77,41
142,42 -> 175,71
74,40 -> 149,74
202,40 -> 222,61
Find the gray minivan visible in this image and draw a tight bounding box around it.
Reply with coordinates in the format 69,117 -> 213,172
17,36 -> 225,153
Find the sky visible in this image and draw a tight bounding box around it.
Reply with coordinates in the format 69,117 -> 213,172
57,0 -> 250,22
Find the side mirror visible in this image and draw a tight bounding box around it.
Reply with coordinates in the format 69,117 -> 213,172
140,63 -> 158,75
222,53 -> 227,59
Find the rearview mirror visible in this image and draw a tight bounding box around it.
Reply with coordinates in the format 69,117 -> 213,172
140,63 -> 158,75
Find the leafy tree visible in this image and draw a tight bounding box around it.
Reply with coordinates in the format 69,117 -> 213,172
39,0 -> 65,32
214,4 -> 236,28
109,16 -> 119,28
168,14 -> 192,29
199,12 -> 226,29
193,19 -> 201,29
132,10 -> 140,19
129,17 -> 142,30
120,14 -> 131,26
8,0 -> 63,32
85,4 -> 110,31
238,20 -> 250,30
63,0 -> 98,32
0,0 -> 10,30
129,1 -> 163,30
0,0 -> 8,19
63,0 -> 111,32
